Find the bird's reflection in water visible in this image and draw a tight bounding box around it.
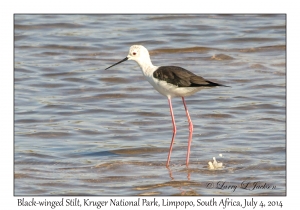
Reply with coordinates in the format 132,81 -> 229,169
167,166 -> 192,181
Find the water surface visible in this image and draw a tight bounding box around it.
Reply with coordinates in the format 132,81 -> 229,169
14,14 -> 286,196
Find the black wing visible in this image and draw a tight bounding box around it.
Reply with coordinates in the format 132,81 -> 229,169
153,66 -> 223,87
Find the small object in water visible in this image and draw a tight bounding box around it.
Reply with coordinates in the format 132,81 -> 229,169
208,161 -> 215,170
208,157 -> 223,170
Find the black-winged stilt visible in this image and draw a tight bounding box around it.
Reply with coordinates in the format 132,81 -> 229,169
105,45 -> 226,167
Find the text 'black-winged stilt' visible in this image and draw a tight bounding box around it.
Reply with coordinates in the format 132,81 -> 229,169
105,45 -> 226,167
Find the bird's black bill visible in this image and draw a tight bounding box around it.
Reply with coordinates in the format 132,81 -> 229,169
105,57 -> 128,70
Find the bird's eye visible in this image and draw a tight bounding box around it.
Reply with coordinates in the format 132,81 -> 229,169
133,52 -> 136,55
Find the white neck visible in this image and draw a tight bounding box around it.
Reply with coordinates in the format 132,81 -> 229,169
135,57 -> 157,77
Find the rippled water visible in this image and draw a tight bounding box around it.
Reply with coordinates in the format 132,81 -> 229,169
14,14 -> 285,196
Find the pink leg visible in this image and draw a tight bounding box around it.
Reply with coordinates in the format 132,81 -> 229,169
182,97 -> 193,166
186,132 -> 193,166
168,98 -> 177,133
166,98 -> 176,167
167,166 -> 174,180
182,97 -> 193,132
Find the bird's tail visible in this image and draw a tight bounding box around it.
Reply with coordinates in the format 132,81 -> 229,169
206,80 -> 230,87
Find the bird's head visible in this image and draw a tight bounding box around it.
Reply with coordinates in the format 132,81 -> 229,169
105,45 -> 152,70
